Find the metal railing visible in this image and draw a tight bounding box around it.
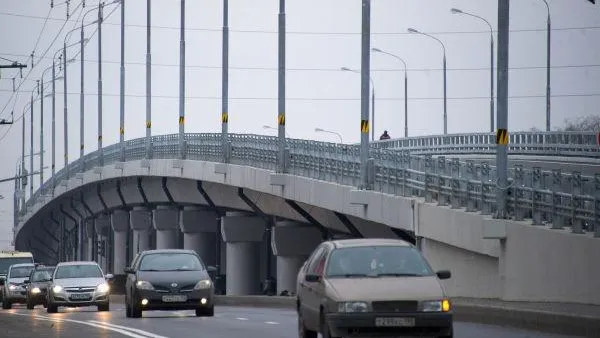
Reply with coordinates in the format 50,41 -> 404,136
371,131 -> 600,157
20,132 -> 600,237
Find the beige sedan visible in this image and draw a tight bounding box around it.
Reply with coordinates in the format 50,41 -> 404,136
296,238 -> 453,338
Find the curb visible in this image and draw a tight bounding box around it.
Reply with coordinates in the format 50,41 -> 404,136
109,295 -> 599,336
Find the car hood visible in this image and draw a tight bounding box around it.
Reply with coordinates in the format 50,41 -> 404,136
30,281 -> 52,288
138,270 -> 209,288
325,276 -> 444,301
8,277 -> 29,285
53,277 -> 106,288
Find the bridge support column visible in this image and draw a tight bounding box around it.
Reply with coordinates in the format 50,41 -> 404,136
95,216 -> 110,273
180,207 -> 217,266
153,206 -> 179,249
85,220 -> 96,261
221,212 -> 265,295
130,207 -> 152,254
271,221 -> 322,295
111,210 -> 129,275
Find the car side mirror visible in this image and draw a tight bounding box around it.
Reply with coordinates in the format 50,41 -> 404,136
23,279 -> 30,284
436,270 -> 451,280
124,267 -> 134,274
305,274 -> 320,283
0,279 -> 4,286
105,273 -> 114,280
206,266 -> 217,273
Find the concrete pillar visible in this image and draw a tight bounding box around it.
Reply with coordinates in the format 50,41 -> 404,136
221,211 -> 265,295
271,221 -> 322,295
130,207 -> 152,254
180,207 -> 217,266
111,210 -> 129,274
94,216 -> 110,273
153,206 -> 179,249
85,220 -> 96,261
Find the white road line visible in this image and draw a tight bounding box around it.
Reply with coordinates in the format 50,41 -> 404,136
88,320 -> 170,338
7,312 -> 167,338
236,317 -> 248,321
264,321 -> 279,325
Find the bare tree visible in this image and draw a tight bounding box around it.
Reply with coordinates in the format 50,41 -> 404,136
562,115 -> 600,132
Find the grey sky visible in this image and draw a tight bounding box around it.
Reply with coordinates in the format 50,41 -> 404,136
0,0 -> 599,249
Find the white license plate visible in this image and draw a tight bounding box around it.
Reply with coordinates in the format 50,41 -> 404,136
70,293 -> 92,300
162,295 -> 187,303
375,317 -> 416,327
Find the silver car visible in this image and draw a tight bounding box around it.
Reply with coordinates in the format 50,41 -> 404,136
1,263 -> 35,309
46,261 -> 114,313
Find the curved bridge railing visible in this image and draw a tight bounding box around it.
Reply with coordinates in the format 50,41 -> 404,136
370,131 -> 600,157
19,133 -> 600,237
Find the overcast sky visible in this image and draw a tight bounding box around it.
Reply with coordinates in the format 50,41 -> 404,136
0,0 -> 599,249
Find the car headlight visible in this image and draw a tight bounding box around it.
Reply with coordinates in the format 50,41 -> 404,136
31,287 -> 41,294
8,284 -> 17,291
420,299 -> 451,312
96,283 -> 110,293
136,280 -> 154,290
194,279 -> 212,290
52,285 -> 63,293
338,301 -> 369,313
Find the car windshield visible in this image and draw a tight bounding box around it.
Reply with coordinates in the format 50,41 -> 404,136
54,265 -> 103,279
9,266 -> 34,278
139,253 -> 203,271
325,246 -> 434,278
31,269 -> 54,282
0,258 -> 34,275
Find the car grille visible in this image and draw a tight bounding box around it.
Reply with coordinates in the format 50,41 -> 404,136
371,301 -> 418,313
65,287 -> 96,293
153,283 -> 197,293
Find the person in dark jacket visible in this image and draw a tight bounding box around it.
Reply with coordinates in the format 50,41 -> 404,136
379,130 -> 391,140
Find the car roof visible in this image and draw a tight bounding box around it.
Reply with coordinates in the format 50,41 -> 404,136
330,238 -> 413,249
140,249 -> 197,255
56,261 -> 100,266
34,266 -> 55,270
9,263 -> 35,268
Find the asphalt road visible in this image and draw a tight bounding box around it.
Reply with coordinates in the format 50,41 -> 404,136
0,303 -> 585,338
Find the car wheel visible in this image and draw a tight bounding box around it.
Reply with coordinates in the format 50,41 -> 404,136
2,299 -> 11,310
98,303 -> 110,312
46,302 -> 58,313
130,297 -> 142,318
298,310 -> 317,338
195,306 -> 214,317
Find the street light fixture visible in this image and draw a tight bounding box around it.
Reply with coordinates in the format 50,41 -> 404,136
450,7 -> 495,133
408,27 -> 447,134
371,47 -> 409,138
263,125 -> 290,138
315,127 -> 343,144
341,67 -> 376,141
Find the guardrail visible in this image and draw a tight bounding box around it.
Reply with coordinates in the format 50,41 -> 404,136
20,133 -> 600,237
370,131 -> 600,158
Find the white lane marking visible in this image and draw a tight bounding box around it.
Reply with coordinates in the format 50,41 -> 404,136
8,312 -> 168,338
88,320 -> 170,338
236,317 -> 248,321
264,321 -> 279,325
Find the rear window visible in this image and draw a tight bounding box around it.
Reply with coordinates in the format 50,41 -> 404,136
326,245 -> 434,278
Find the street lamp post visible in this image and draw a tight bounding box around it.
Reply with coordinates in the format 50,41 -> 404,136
179,0 -> 186,160
146,0 -> 152,159
221,0 -> 229,163
538,0 -> 551,131
451,8 -> 494,133
341,67 -> 375,141
371,48 -> 408,138
277,0 -> 287,173
408,28 -> 447,135
315,128 -> 343,143
120,0 -> 126,161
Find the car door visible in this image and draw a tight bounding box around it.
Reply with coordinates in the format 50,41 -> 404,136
298,245 -> 325,319
302,246 -> 329,329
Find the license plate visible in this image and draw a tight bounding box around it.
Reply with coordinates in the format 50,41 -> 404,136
375,317 -> 415,327
162,295 -> 187,303
70,293 -> 91,300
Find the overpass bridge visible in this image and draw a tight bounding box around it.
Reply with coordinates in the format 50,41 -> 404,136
12,131 -> 600,305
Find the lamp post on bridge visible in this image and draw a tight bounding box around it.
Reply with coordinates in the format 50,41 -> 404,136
371,48 -> 409,138
359,0 -> 372,190
178,0 -> 186,160
263,125 -> 290,138
450,8 -> 494,133
537,0 -> 551,132
315,128 -> 343,144
341,67 -> 376,142
496,0 -> 510,219
277,0 -> 287,173
221,0 -> 230,163
407,27 -> 447,135
39,63 -> 64,192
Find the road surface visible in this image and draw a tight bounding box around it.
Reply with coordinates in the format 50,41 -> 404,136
0,303 -> 583,338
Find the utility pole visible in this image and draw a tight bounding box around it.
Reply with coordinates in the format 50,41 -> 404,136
495,0 -> 510,219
